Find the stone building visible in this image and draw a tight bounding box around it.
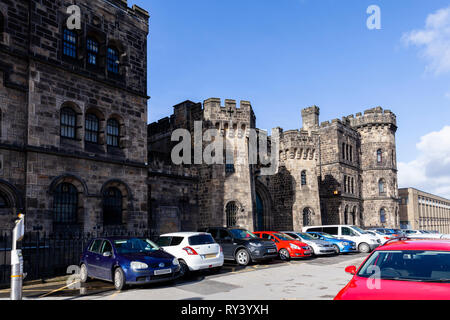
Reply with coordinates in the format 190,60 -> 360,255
399,188 -> 450,233
0,0 -> 150,233
148,99 -> 401,234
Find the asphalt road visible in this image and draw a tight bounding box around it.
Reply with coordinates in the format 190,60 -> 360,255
0,253 -> 369,300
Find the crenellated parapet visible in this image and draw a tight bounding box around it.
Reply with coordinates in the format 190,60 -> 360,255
278,129 -> 319,162
348,107 -> 397,132
203,98 -> 256,129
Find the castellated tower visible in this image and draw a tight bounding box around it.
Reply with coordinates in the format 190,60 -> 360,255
199,98 -> 257,230
350,107 -> 399,228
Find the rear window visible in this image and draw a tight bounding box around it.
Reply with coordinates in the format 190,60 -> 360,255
189,234 -> 215,246
157,236 -> 184,247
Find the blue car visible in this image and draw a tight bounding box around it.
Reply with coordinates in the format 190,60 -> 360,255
80,237 -> 182,290
306,232 -> 358,254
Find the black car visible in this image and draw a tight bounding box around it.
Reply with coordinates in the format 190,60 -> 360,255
199,227 -> 278,266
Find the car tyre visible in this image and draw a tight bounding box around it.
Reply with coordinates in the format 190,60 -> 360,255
358,242 -> 370,254
235,249 -> 251,266
79,264 -> 89,283
179,260 -> 190,277
279,249 -> 291,261
113,267 -> 126,291
333,245 -> 340,255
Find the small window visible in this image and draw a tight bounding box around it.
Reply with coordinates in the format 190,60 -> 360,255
53,183 -> 78,224
170,237 -> 184,246
103,187 -> 123,226
61,108 -> 77,139
380,208 -> 387,224
225,164 -> 235,174
100,240 -> 113,254
106,119 -> 120,147
85,114 -> 99,143
342,143 -> 346,160
87,37 -> 99,66
63,28 -> 77,58
226,202 -> 238,228
377,149 -> 383,164
379,179 -> 386,194
107,47 -> 119,74
301,171 -> 307,186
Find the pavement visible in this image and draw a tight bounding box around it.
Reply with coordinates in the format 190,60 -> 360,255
0,253 -> 368,300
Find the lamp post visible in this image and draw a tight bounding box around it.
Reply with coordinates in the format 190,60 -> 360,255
11,214 -> 25,300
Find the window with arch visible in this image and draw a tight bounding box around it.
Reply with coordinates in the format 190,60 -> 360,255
379,179 -> 386,194
87,37 -> 99,66
380,208 -> 387,224
226,202 -> 238,227
53,183 -> 78,224
103,187 -> 123,226
344,175 -> 347,193
85,113 -> 99,143
0,192 -> 10,209
301,170 -> 307,186
351,177 -> 355,194
342,143 -> 346,160
107,47 -> 119,74
377,149 -> 383,164
106,118 -> 120,147
61,107 -> 77,139
303,208 -> 313,227
63,28 -> 77,58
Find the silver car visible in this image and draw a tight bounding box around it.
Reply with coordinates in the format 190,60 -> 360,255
283,231 -> 337,256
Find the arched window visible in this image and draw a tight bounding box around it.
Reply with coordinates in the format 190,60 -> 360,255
351,177 -> 355,194
301,170 -> 307,186
303,208 -> 313,227
87,37 -> 99,66
61,107 -> 77,139
380,208 -> 387,224
0,192 -> 10,208
377,149 -> 383,164
349,146 -> 353,162
63,28 -> 77,58
53,183 -> 78,224
379,179 -> 386,194
107,47 -> 119,74
344,176 -> 347,193
342,143 -> 346,160
103,187 -> 123,226
85,113 -> 99,143
106,118 -> 120,147
226,202 -> 238,227
344,206 -> 349,224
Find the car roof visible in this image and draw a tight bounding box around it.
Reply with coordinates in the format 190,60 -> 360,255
377,239 -> 450,251
160,232 -> 209,237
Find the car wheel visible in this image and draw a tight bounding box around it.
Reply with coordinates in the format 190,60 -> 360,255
333,245 -> 340,255
179,260 -> 190,277
235,249 -> 250,266
279,249 -> 291,261
358,242 -> 370,254
79,264 -> 89,283
113,268 -> 126,291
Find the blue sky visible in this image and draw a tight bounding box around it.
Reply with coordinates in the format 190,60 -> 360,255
130,0 -> 450,197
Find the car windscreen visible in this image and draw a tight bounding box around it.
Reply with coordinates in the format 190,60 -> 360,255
274,233 -> 295,241
114,238 -> 160,254
298,233 -> 317,240
189,234 -> 215,246
230,229 -> 258,239
358,250 -> 450,283
319,233 -> 337,239
350,226 -> 369,234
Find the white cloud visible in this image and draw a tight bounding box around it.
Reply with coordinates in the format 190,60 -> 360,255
398,126 -> 450,199
402,6 -> 450,75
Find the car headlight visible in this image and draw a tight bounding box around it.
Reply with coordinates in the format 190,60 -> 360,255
130,261 -> 149,270
290,243 -> 300,250
342,242 -> 350,246
249,242 -> 263,247
301,246 -> 310,250
172,258 -> 180,266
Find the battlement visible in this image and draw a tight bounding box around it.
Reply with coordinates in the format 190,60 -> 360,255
203,98 -> 255,125
302,105 -> 320,131
348,107 -> 397,130
106,0 -> 150,20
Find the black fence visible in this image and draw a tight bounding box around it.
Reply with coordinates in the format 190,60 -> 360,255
0,230 -> 157,288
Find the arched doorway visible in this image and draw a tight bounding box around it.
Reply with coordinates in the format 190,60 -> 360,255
254,180 -> 273,231
255,192 -> 264,231
226,202 -> 238,227
303,207 -> 314,227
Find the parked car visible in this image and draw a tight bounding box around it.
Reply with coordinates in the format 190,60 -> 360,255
199,227 -> 278,266
403,229 -> 443,239
306,232 -> 358,254
303,225 -> 381,253
335,239 -> 450,300
156,232 -> 224,275
282,231 -> 337,256
79,237 -> 181,290
369,228 -> 403,238
365,230 -> 394,245
253,231 -> 312,260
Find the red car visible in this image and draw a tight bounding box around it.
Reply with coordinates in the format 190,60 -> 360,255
253,231 -> 312,260
335,239 -> 450,300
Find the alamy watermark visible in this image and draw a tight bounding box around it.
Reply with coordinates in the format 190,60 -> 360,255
367,5 -> 381,30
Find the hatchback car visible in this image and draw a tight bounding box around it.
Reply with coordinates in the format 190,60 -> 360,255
283,231 -> 337,256
335,239 -> 450,300
199,227 -> 278,266
306,232 -> 358,254
253,231 -> 312,260
365,230 -> 394,245
157,232 -> 224,275
79,237 -> 181,290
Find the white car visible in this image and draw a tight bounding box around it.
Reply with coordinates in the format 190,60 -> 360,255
403,230 -> 443,239
157,232 -> 224,275
282,231 -> 337,256
365,230 -> 393,245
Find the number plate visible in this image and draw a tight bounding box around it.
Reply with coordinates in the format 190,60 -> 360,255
154,269 -> 172,276
268,249 -> 277,253
304,251 -> 311,255
204,254 -> 217,259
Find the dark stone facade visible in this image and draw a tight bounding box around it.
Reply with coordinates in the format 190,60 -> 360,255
0,0 -> 149,233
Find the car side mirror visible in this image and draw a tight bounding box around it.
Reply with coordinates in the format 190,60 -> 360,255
103,251 -> 113,258
345,266 -> 357,275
